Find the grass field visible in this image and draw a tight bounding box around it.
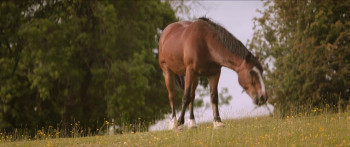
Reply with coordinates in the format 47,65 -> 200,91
1,112 -> 349,146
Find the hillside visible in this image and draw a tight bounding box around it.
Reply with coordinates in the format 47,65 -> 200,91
2,112 -> 349,146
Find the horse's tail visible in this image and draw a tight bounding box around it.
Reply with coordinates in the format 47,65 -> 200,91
174,75 -> 185,90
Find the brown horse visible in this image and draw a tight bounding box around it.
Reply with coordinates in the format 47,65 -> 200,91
158,17 -> 267,130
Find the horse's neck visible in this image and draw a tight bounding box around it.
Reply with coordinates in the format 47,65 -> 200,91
209,40 -> 245,72
221,52 -> 244,72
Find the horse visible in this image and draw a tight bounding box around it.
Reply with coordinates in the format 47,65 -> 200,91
158,17 -> 267,130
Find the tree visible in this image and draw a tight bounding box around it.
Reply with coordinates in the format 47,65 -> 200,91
0,0 -> 177,133
248,0 -> 350,116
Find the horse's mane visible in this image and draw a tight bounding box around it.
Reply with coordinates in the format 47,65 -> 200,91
199,17 -> 263,71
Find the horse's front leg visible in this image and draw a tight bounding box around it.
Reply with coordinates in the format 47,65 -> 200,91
188,77 -> 198,129
208,71 -> 225,129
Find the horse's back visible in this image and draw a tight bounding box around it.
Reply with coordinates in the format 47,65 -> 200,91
159,21 -> 191,47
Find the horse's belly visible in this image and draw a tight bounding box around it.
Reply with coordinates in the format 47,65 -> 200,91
193,61 -> 221,76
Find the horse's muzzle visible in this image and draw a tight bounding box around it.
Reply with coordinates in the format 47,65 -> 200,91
254,95 -> 267,106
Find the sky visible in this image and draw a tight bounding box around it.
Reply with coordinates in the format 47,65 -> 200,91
150,1 -> 273,131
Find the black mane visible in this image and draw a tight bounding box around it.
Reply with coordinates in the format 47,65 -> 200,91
199,17 -> 262,71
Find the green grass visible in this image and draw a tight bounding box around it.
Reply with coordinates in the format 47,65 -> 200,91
1,112 -> 349,146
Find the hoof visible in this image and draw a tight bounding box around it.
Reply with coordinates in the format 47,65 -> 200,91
170,117 -> 177,129
188,119 -> 197,129
174,124 -> 184,132
213,121 -> 225,129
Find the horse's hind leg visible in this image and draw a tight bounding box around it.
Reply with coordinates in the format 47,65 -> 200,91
188,77 -> 198,129
163,69 -> 177,129
177,68 -> 196,130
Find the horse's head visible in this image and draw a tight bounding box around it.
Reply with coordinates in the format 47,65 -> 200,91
238,54 -> 267,106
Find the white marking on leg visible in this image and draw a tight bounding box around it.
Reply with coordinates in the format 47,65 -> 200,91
252,66 -> 266,95
170,117 -> 177,129
176,124 -> 184,131
213,121 -> 225,129
188,119 -> 197,129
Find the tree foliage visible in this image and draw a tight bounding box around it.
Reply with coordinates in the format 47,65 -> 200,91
0,0 -> 177,131
248,0 -> 350,116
